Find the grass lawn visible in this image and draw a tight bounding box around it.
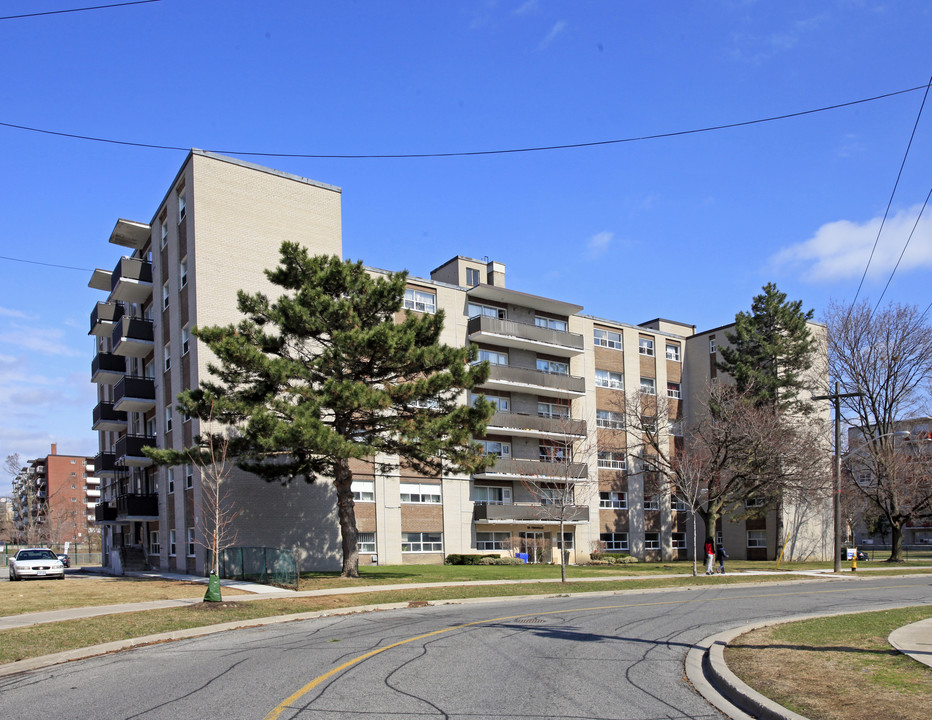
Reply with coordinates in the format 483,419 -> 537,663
726,606 -> 932,720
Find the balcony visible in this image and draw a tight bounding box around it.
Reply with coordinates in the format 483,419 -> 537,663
113,375 -> 156,413
473,503 -> 589,524
92,402 -> 128,432
114,434 -> 156,467
473,457 -> 588,481
486,411 -> 587,439
110,257 -> 153,303
111,316 -> 154,358
91,351 -> 126,384
94,451 -> 126,479
95,502 -> 118,523
109,218 -> 151,250
479,364 -> 585,400
116,493 -> 159,519
467,316 -> 584,357
89,301 -> 124,336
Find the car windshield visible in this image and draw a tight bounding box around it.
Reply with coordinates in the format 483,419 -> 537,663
17,550 -> 56,561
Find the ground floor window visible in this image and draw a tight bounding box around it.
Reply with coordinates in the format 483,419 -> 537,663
358,532 -> 376,554
747,530 -> 767,548
352,481 -> 375,502
149,531 -> 160,555
186,528 -> 195,557
476,531 -> 509,550
644,532 -> 660,550
402,532 -> 443,552
600,532 -> 628,551
599,491 -> 627,509
554,532 -> 574,549
169,529 -> 176,557
672,532 -> 686,549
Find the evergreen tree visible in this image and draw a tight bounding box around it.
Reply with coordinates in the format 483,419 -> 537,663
718,282 -> 816,412
146,243 -> 494,578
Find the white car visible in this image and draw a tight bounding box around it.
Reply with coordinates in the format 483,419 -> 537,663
8,548 -> 65,581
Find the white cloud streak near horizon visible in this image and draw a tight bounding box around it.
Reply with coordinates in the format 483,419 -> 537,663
771,204 -> 932,283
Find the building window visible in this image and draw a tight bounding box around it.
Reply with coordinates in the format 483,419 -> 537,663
599,491 -> 627,509
164,343 -> 171,372
150,531 -> 160,555
535,316 -> 567,331
667,382 -> 681,399
400,482 -> 441,503
555,532 -> 574,550
160,219 -> 168,248
177,189 -> 186,222
352,480 -> 375,502
358,532 -> 376,554
167,467 -> 174,494
596,409 -> 624,429
640,415 -> 658,433
597,451 -> 626,470
169,529 -> 177,556
466,267 -> 481,286
669,420 -> 684,437
165,407 -> 173,433
162,280 -> 170,310
538,400 -> 569,419
536,358 -> 568,375
643,495 -> 660,511
186,528 -> 195,557
672,495 -> 688,512
179,257 -> 187,288
480,440 -> 511,458
747,530 -> 767,548
403,288 -> 436,314
181,326 -> 190,356
710,337 -> 717,354
474,485 -> 512,505
476,531 -> 509,550
468,302 -> 505,319
402,532 -> 443,552
540,440 -> 571,463
472,393 -> 509,412
638,337 -> 655,356
745,497 -> 767,508
672,533 -> 686,550
476,349 -> 508,366
601,532 -> 628,551
666,343 -> 681,362
185,463 -> 194,489
595,369 -> 623,389
593,328 -> 622,349
644,532 -> 660,550
640,377 -> 656,395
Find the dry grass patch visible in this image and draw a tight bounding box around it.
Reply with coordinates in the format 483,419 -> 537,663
0,575 -> 247,617
726,607 -> 932,720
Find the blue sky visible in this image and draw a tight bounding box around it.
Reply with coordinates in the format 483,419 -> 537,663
1,1 -> 931,493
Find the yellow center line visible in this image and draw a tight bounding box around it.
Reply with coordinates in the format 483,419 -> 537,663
263,582 -> 926,719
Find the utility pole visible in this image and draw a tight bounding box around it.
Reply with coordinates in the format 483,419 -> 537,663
812,381 -> 862,573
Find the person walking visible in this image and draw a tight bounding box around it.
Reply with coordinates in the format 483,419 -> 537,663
716,543 -> 728,574
704,537 -> 715,575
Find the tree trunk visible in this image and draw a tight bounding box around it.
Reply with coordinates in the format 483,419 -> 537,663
559,517 -> 566,583
334,459 -> 360,578
889,520 -> 905,562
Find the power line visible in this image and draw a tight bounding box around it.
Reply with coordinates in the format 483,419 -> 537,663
851,76 -> 932,308
0,255 -> 93,272
0,84 -> 926,160
0,1 -> 160,21
871,184 -> 932,315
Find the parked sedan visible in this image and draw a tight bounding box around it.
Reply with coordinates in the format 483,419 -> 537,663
56,553 -> 71,568
8,548 -> 65,581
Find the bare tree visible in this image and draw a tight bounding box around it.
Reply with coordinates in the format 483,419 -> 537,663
623,384 -> 828,569
7,454 -> 49,547
825,300 -> 932,561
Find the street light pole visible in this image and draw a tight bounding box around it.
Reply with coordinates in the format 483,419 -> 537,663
813,381 -> 862,573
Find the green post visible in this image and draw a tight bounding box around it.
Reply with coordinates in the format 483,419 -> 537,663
204,572 -> 222,602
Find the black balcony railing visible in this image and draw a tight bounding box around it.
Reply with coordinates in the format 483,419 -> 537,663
93,451 -> 126,477
114,434 -> 156,465
95,501 -> 118,522
91,352 -> 125,383
89,301 -> 124,335
92,401 -> 127,431
113,375 -> 155,409
110,257 -> 153,299
116,493 -> 158,518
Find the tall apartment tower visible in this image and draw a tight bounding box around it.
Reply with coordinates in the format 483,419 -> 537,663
89,152 -> 831,575
14,444 -> 97,546
89,151 -> 343,574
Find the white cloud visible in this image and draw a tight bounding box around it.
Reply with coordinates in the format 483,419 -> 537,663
771,204 -> 932,283
586,231 -> 614,258
0,323 -> 84,357
514,0 -> 538,16
0,307 -> 35,320
539,20 -> 566,49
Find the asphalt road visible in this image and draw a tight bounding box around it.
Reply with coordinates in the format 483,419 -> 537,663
1,575 -> 929,720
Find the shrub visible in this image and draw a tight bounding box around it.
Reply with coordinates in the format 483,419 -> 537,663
590,552 -> 637,564
445,554 -> 499,565
477,556 -> 526,565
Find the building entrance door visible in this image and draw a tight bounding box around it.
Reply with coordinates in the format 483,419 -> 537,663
519,531 -> 547,564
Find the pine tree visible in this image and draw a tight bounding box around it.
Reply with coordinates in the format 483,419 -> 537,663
718,282 -> 816,412
146,243 -> 494,578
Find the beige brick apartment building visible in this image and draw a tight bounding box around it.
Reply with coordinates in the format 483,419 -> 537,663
89,151 -> 831,575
